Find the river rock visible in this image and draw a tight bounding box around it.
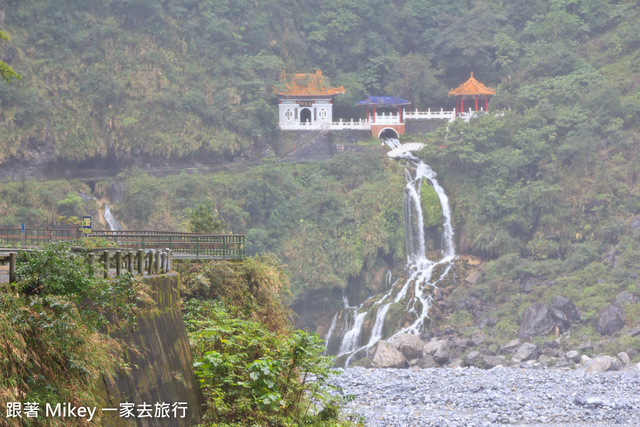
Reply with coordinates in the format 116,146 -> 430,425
618,351 -> 630,365
518,303 -> 556,340
464,350 -> 481,367
566,350 -> 581,363
415,354 -> 439,368
453,337 -> 470,350
500,338 -> 521,353
585,355 -> 622,373
369,340 -> 407,369
387,333 -> 424,360
596,304 -> 626,336
511,342 -> 540,363
423,339 -> 450,363
549,295 -> 581,331
471,330 -> 486,346
479,355 -> 509,369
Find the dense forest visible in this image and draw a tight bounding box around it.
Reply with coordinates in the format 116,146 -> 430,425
2,0 -> 640,353
1,0 -> 634,166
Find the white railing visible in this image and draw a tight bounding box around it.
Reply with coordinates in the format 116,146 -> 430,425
403,108 -> 456,123
330,119 -> 369,130
370,112 -> 402,125
279,120 -> 332,130
279,107 -> 492,131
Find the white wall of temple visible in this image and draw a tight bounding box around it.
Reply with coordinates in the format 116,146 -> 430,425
278,100 -> 334,127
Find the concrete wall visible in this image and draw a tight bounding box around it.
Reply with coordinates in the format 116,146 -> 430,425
404,119 -> 448,135
101,273 -> 204,427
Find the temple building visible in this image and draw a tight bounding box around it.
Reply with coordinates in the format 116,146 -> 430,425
356,96 -> 411,138
448,72 -> 495,116
274,70 -> 344,129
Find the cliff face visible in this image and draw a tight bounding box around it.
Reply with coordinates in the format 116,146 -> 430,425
100,273 -> 203,427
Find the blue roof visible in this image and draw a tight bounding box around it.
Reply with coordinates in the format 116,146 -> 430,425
356,96 -> 411,107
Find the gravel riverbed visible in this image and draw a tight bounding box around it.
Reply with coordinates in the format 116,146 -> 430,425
331,366 -> 640,426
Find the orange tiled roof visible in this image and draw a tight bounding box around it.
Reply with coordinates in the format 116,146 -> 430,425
273,70 -> 345,97
448,72 -> 496,96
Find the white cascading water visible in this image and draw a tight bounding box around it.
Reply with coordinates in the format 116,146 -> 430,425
328,139 -> 457,365
104,203 -> 124,231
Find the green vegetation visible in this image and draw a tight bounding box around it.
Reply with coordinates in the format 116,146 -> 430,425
0,180 -> 97,228
183,200 -> 227,234
0,242 -> 147,424
0,30 -> 20,82
180,257 -> 356,426
103,153 -> 405,296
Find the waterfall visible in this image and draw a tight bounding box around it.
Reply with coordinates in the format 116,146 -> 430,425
338,310 -> 367,355
367,303 -> 392,346
324,312 -> 339,355
328,138 -> 457,365
104,203 -> 124,231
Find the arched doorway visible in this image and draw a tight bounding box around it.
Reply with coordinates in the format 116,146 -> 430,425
300,108 -> 312,124
378,128 -> 400,139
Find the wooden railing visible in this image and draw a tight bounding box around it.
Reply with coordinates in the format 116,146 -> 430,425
0,248 -> 172,284
0,228 -> 245,260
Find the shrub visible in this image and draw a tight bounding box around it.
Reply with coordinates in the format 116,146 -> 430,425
185,300 -> 350,426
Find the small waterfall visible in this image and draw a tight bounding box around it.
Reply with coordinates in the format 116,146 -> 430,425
104,204 -> 124,231
330,138 -> 457,365
367,303 -> 392,346
324,312 -> 339,355
338,310 -> 367,355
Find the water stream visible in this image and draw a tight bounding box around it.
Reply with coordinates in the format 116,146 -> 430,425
328,139 -> 457,365
104,203 -> 124,231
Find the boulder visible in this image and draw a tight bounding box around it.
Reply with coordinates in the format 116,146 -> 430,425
465,270 -> 482,284
387,333 -> 424,361
511,342 -> 540,363
478,355 -> 509,369
499,338 -> 521,353
518,303 -> 556,340
616,292 -> 637,306
580,355 -> 592,365
415,354 -> 439,369
596,304 -> 625,336
423,339 -> 450,363
585,355 -> 622,373
537,355 -> 553,366
617,352 -> 630,365
471,330 -> 486,346
630,215 -> 640,230
453,337 -> 470,350
369,340 -> 408,368
565,350 -> 581,363
464,350 -> 481,366
549,295 -> 581,331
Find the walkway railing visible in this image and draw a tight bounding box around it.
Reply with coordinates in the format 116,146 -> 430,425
1,248 -> 173,284
0,228 -> 245,260
91,231 -> 245,260
403,108 -> 456,122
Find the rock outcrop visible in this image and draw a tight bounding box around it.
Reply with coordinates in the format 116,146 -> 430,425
596,304 -> 625,336
518,303 -> 556,340
369,340 -> 408,368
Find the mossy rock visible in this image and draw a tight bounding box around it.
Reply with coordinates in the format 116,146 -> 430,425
420,180 -> 443,228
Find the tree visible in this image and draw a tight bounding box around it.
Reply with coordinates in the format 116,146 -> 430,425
0,31 -> 20,82
184,201 -> 227,234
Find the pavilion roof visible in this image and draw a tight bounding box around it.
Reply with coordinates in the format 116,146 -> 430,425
448,72 -> 496,96
273,70 -> 345,97
356,95 -> 411,107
